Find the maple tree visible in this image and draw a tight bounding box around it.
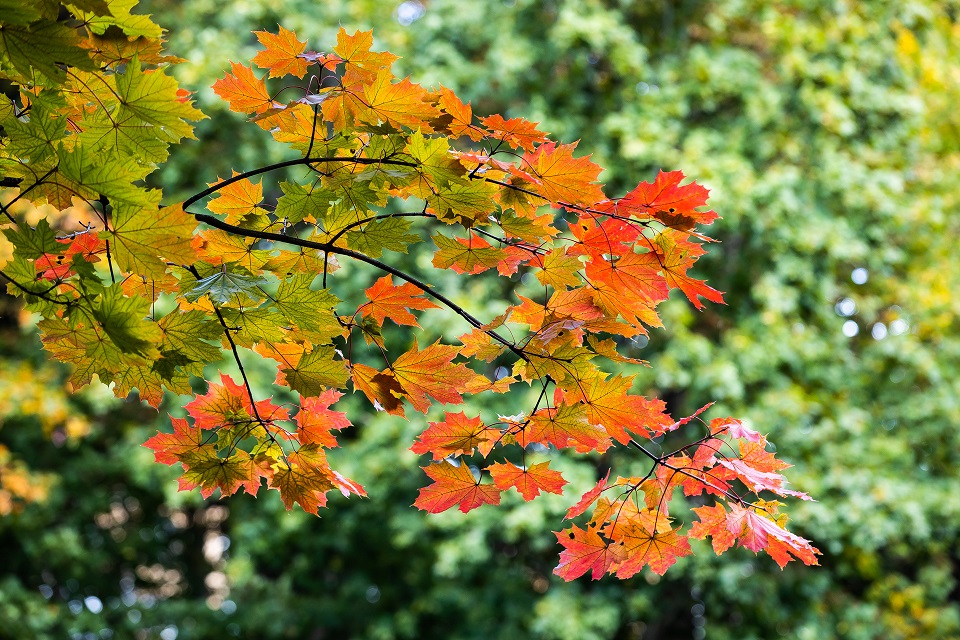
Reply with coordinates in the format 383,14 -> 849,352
0,4 -> 818,580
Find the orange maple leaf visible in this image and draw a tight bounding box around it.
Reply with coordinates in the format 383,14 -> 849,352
480,114 -> 549,151
649,229 -> 725,310
565,470 -> 611,520
595,170 -> 718,228
359,275 -> 440,327
252,26 -> 309,78
689,503 -> 738,555
206,174 -> 264,224
410,412 -> 491,460
563,374 -> 672,443
332,28 -> 398,76
521,141 -> 604,206
438,86 -> 483,141
143,417 -> 206,465
390,340 -> 481,413
613,521 -> 692,577
358,71 -> 440,130
212,62 -> 273,114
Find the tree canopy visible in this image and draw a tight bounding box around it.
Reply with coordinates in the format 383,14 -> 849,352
1,1 -> 958,639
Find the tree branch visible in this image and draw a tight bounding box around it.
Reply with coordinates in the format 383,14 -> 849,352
191,212 -> 527,361
182,156 -> 418,210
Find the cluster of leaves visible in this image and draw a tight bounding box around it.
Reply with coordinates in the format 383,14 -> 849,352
0,5 -> 817,579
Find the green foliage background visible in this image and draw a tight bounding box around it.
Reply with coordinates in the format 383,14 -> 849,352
2,0 -> 959,638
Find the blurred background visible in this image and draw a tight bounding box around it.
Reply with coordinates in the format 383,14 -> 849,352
2,0 -> 960,638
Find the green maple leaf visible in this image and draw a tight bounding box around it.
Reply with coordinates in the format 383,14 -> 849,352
0,20 -> 97,85
427,179 -> 499,226
57,143 -> 158,207
274,181 -> 335,224
0,101 -> 66,163
0,0 -> 45,25
184,267 -> 268,305
70,0 -> 164,39
219,306 -> 286,347
90,285 -> 162,358
345,216 -> 421,257
115,360 -> 191,407
432,233 -> 505,274
78,108 -> 172,163
105,202 -> 197,277
157,309 -> 224,376
282,346 -> 350,396
405,130 -> 461,187
112,58 -> 206,141
273,274 -> 342,340
3,219 -> 58,259
179,448 -> 259,498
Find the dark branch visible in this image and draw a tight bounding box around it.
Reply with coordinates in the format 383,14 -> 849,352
182,156 -> 418,210
191,212 -> 527,361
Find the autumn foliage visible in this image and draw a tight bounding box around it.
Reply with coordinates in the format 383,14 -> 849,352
0,4 -> 818,580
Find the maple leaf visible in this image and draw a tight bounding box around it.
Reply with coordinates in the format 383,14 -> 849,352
437,86 -> 483,141
568,215 -> 640,259
206,175 -> 264,224
186,373 -> 257,430
143,417 -> 207,465
650,229 -> 725,310
518,404 -> 609,452
565,470 -> 611,520
563,374 -> 672,444
281,345 -> 350,397
351,363 -> 406,416
480,114 -> 549,151
521,141 -> 604,206
488,461 -> 567,501
413,461 -> 501,514
726,504 -> 820,568
457,328 -> 504,362
113,59 -> 206,141
360,275 -> 440,327
410,412 -> 491,460
390,340 -> 480,413
213,62 -> 273,114
105,202 -> 195,277
717,417 -> 762,442
268,447 -> 336,515
297,390 -> 351,448
432,233 -> 506,274
689,503 -> 737,555
331,28 -> 398,75
252,26 -> 309,78
613,520 -> 693,578
534,247 -> 583,290
553,525 -> 625,581
358,71 -> 440,130
599,170 -> 718,228
178,448 -> 260,499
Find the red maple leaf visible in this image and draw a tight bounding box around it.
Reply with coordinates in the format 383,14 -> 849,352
553,525 -> 625,580
413,461 -> 501,513
296,389 -> 351,447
